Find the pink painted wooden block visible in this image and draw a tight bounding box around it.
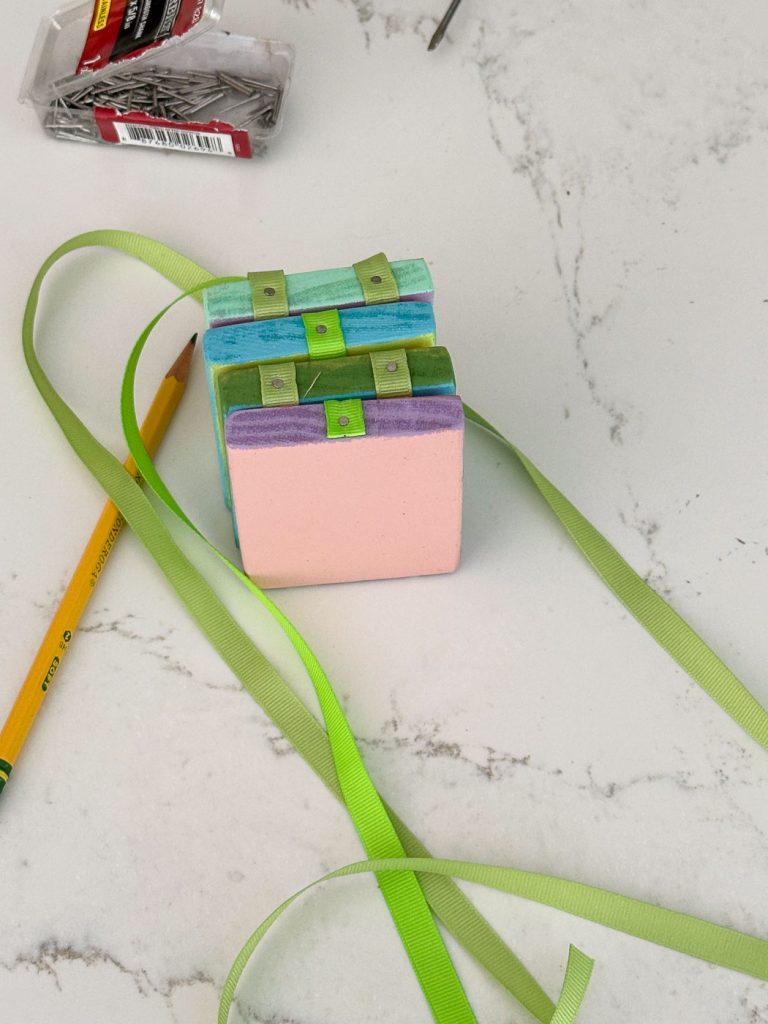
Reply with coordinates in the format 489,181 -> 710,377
226,396 -> 464,588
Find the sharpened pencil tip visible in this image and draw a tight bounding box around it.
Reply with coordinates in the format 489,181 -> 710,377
166,333 -> 197,384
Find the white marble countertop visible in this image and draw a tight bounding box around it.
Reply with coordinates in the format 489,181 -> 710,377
1,2 -> 767,1022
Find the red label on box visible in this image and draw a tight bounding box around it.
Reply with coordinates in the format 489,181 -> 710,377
77,0 -> 206,74
94,107 -> 253,158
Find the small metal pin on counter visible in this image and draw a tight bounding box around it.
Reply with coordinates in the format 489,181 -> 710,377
428,0 -> 466,50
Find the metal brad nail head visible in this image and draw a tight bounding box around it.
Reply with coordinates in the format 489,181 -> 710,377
370,274 -> 382,284
386,361 -> 398,372
271,377 -> 284,389
338,415 -> 350,427
264,286 -> 276,296
315,324 -> 328,334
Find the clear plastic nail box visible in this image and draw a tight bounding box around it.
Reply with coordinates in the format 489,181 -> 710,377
20,0 -> 294,158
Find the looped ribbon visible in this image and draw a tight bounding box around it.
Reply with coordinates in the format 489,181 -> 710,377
22,231 -> 768,1024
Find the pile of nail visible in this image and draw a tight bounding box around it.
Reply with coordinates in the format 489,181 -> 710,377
45,68 -> 283,143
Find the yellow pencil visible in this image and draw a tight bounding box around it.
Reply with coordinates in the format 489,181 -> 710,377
0,333 -> 197,795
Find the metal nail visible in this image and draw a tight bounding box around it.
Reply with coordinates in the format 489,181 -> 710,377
218,91 -> 266,114
217,72 -> 252,95
183,89 -> 226,115
240,106 -> 275,130
428,0 -> 465,50
239,77 -> 280,94
268,87 -> 284,126
239,97 -> 276,128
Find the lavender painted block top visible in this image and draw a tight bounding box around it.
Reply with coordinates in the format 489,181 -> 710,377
226,396 -> 464,449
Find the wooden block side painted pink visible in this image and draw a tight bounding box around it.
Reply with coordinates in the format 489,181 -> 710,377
227,401 -> 464,588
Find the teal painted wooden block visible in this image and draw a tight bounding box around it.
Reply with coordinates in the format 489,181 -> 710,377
203,258 -> 433,328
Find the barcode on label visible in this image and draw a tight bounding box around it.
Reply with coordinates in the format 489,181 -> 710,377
114,121 -> 235,156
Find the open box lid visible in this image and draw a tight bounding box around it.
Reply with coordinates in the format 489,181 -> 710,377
20,0 -> 226,105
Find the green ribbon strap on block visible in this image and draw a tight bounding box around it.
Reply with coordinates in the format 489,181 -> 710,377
258,362 -> 299,407
353,252 -> 400,304
248,269 -> 289,320
325,398 -> 366,438
370,347 -> 413,397
302,308 -> 347,359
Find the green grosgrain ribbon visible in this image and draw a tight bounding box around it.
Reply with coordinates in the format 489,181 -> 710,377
220,863 -> 595,1024
22,232 -> 561,1024
258,362 -> 299,407
325,397 -> 367,438
353,251 -> 401,304
302,308 -> 347,359
21,231 -> 768,1024
248,269 -> 289,319
370,347 -> 413,397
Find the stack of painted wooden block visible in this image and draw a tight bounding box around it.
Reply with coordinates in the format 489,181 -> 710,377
201,253 -> 463,587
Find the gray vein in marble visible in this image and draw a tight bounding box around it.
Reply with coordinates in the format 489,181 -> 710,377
262,694 -> 767,816
339,0 -> 375,50
331,0 -> 443,51
675,492 -> 702,517
1,942 -> 149,993
31,572 -> 69,615
196,676 -> 243,693
0,940 -> 214,1001
487,87 -> 630,444
740,992 -> 768,1023
582,763 -> 700,800
364,719 -> 765,805
360,712 -> 563,782
232,1008 -> 322,1024
471,35 -> 630,443
79,612 -> 195,679
268,732 -> 297,757
262,699 -> 560,782
716,535 -> 768,565
75,609 -> 242,691
618,487 -> 671,594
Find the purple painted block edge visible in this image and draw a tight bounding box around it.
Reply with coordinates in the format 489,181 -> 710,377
226,395 -> 463,449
